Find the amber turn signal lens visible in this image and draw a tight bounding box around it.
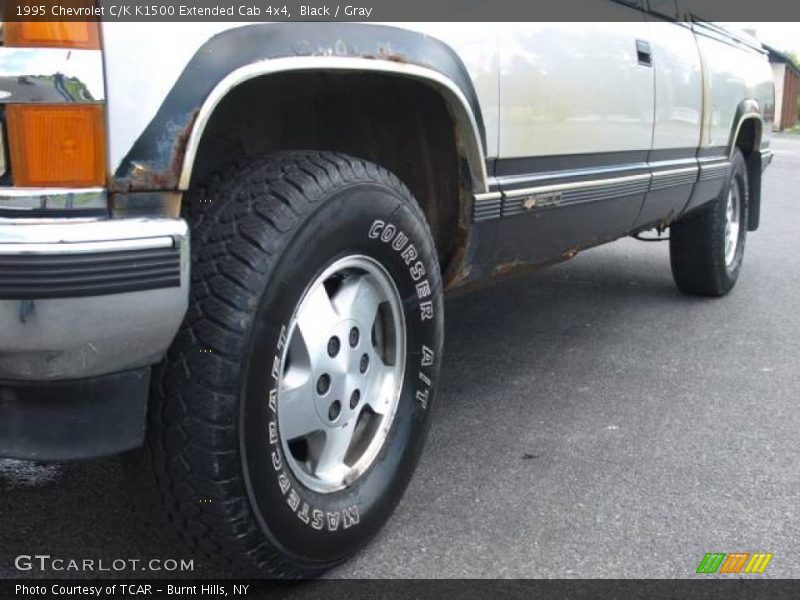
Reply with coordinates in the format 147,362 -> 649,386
6,104 -> 106,187
4,21 -> 100,50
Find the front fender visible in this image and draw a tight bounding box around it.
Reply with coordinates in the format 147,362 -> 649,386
109,23 -> 488,195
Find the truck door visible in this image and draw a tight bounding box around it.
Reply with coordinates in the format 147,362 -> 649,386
491,1 -> 655,267
633,2 -> 703,228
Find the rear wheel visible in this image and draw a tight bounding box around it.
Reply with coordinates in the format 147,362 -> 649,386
123,152 -> 444,577
669,149 -> 749,297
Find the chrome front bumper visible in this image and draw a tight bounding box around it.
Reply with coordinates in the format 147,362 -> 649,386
0,211 -> 189,381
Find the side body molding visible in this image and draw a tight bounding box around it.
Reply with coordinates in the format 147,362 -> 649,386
110,23 -> 488,194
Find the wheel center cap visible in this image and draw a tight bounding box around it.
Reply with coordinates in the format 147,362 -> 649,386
313,319 -> 368,427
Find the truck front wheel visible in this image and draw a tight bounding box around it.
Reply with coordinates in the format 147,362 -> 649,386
124,152 -> 444,577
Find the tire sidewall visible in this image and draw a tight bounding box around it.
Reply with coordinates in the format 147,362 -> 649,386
239,182 -> 443,566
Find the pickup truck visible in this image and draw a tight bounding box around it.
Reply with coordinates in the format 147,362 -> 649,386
0,6 -> 774,577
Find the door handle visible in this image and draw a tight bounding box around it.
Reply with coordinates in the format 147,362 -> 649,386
636,39 -> 653,66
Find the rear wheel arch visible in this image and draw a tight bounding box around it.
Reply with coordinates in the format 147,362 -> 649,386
731,114 -> 763,158
728,105 -> 765,231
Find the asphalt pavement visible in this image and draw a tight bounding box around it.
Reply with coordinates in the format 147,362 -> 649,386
1,134 -> 799,579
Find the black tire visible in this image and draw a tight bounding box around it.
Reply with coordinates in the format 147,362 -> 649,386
123,152 -> 444,577
669,149 -> 749,297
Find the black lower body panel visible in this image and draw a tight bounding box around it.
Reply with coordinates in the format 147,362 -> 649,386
493,192 -> 646,271
0,368 -> 150,460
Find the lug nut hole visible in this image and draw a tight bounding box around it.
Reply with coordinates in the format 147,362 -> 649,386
350,389 -> 361,409
329,400 -> 341,421
349,327 -> 360,348
316,374 -> 331,395
327,336 -> 340,357
360,354 -> 369,374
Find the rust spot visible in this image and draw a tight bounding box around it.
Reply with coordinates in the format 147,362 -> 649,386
443,231 -> 472,291
381,52 -> 410,64
359,44 -> 410,64
493,260 -> 527,277
561,246 -> 580,260
490,250 -> 584,283
443,168 -> 478,292
109,109 -> 199,193
301,39 -> 410,64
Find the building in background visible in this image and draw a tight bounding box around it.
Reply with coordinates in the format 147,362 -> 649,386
765,44 -> 800,131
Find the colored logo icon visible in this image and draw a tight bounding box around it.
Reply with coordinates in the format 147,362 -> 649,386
696,552 -> 773,574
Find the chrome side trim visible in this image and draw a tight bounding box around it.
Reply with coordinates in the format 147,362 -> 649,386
0,187 -> 106,211
0,237 -> 174,256
474,191 -> 503,203
503,173 -> 652,199
698,159 -> 731,182
179,56 -> 489,193
650,166 -> 699,191
0,48 -> 105,103
503,176 -> 651,218
496,162 -> 649,191
473,194 -> 503,222
0,217 -> 187,245
474,160 -> 706,223
651,166 -> 699,178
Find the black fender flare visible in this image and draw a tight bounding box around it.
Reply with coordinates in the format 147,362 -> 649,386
728,100 -> 766,231
111,23 -> 488,195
